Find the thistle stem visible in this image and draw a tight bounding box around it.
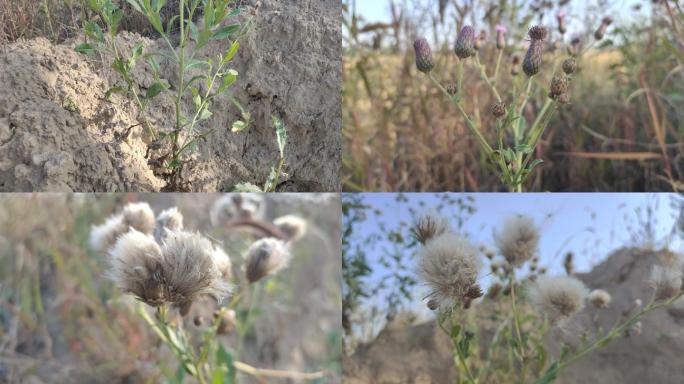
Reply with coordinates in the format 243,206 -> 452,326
493,49 -> 504,86
475,54 -> 502,103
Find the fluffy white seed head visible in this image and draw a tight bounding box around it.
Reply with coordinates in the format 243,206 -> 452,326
274,215 -> 308,242
210,194 -> 265,227
650,265 -> 682,301
494,215 -> 540,267
417,232 -> 482,307
412,211 -> 450,245
212,245 -> 232,280
121,202 -> 156,235
588,289 -> 611,308
160,231 -> 231,314
529,275 -> 589,324
154,207 -> 184,243
108,229 -> 165,306
244,237 -> 291,283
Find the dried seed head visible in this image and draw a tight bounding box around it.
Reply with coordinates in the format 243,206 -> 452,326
529,275 -> 589,324
210,194 -> 265,226
412,211 -> 450,245
588,289 -> 611,308
274,215 -> 308,242
490,102 -> 507,118
212,246 -> 232,280
494,215 -> 540,267
550,73 -> 569,97
650,265 -> 682,301
161,231 -> 232,313
466,284 -> 484,299
154,207 -> 184,243
455,25 -> 476,59
495,24 -> 507,50
562,58 -> 577,74
417,232 -> 482,307
523,40 -> 543,76
528,25 -> 548,41
244,237 -> 291,283
108,229 -> 166,307
90,202 -> 155,253
215,308 -> 237,335
625,321 -> 642,338
413,37 -> 435,73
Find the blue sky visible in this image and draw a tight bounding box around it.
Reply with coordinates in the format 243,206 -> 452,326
347,193 -> 682,335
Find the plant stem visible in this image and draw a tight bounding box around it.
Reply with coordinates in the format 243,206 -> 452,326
233,361 -> 329,380
475,54 -> 502,103
509,273 -> 528,383
493,49 -> 504,86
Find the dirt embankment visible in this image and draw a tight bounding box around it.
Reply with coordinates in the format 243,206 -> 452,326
343,248 -> 684,384
0,0 -> 341,192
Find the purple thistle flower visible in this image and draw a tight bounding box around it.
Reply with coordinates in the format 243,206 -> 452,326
496,24 -> 507,50
413,37 -> 435,73
455,25 -> 476,59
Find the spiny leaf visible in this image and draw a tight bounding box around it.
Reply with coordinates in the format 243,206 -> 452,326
273,116 -> 287,158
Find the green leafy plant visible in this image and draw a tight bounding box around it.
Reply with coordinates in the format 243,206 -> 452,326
233,116 -> 288,192
77,0 -> 251,189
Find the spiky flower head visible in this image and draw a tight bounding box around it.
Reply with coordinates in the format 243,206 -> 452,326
588,289 -> 611,308
244,237 -> 292,283
455,25 -> 476,59
474,29 -> 487,51
490,102 -> 507,118
413,38 -> 434,73
412,211 -> 450,245
529,275 -> 589,324
417,232 -> 482,308
594,17 -> 613,40
495,24 -> 507,50
154,207 -> 184,243
650,265 -> 682,301
494,215 -> 540,267
274,215 -> 308,242
549,73 -> 569,98
562,58 -> 577,74
90,202 -> 156,253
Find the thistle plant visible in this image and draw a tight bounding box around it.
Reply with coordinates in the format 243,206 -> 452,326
413,18 -> 611,192
412,211 -> 684,384
89,197 -> 327,383
76,0 -> 251,190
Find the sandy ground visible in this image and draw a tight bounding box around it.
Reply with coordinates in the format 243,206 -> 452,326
0,0 -> 341,192
343,248 -> 684,384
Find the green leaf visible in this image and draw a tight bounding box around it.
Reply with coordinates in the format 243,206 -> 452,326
232,182 -> 263,192
535,361 -> 560,384
211,24 -> 240,40
186,58 -> 209,71
174,363 -> 186,384
75,43 -> 94,55
145,82 -> 165,99
84,21 -> 104,43
218,69 -> 238,93
231,120 -> 247,132
215,344 -> 236,384
199,108 -> 213,121
111,58 -> 128,77
264,165 -> 278,192
110,9 -> 124,35
273,116 -> 287,158
168,159 -> 182,169
147,56 -> 161,79
125,0 -> 143,13
221,41 -> 240,65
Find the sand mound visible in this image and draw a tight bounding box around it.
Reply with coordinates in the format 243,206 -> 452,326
0,0 -> 340,192
343,248 -> 684,384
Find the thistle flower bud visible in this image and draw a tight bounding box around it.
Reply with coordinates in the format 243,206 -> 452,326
556,11 -> 567,35
427,299 -> 439,311
564,252 -> 574,275
490,102 -> 507,118
594,16 -> 613,40
549,73 -> 569,98
446,83 -> 458,95
554,93 -> 571,105
244,237 -> 291,283
495,25 -> 507,50
588,289 -> 611,308
568,36 -> 582,56
625,321 -> 642,338
413,37 -> 434,73
487,281 -> 503,299
528,26 -> 548,41
455,25 -> 476,59
466,284 -> 484,299
510,54 -> 521,76
523,39 -> 544,77
562,58 -> 577,74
